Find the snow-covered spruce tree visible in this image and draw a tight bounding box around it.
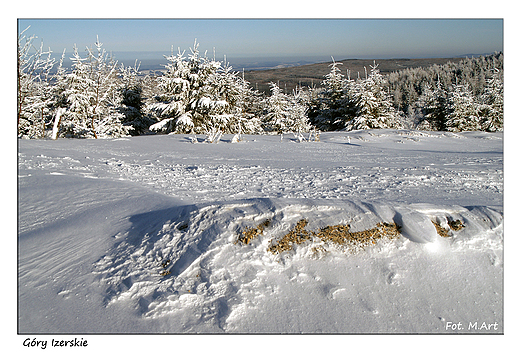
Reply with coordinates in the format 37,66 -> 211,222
239,77 -> 264,134
59,38 -> 131,138
309,58 -> 344,129
146,47 -> 192,133
199,58 -> 262,135
413,83 -> 433,130
186,55 -> 233,134
147,41 -> 218,133
49,50 -> 70,139
147,41 -> 262,135
51,50 -> 70,107
308,58 -> 357,131
445,83 -> 480,132
222,66 -> 263,135
17,27 -> 56,138
262,82 -> 310,135
262,82 -> 289,133
345,62 -> 401,131
418,81 -> 449,131
119,61 -> 155,135
289,86 -> 312,135
18,56 -> 55,139
478,68 -> 503,132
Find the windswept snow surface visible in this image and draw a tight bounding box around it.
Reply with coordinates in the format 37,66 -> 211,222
18,130 -> 503,333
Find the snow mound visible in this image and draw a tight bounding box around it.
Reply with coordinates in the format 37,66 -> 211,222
394,208 -> 438,243
92,197 -> 502,332
18,130 -> 503,333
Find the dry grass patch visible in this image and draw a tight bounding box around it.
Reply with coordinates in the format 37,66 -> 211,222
432,218 -> 465,237
318,222 -> 401,248
432,221 -> 450,237
448,219 -> 464,231
267,219 -> 401,255
235,219 -> 271,245
311,245 -> 327,255
267,219 -> 313,254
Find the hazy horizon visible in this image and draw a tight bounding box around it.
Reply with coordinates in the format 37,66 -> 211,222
18,19 -> 503,68
44,48 -> 500,73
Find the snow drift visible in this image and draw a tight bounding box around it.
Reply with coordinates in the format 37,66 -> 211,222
92,198 -> 502,332
18,129 -> 503,333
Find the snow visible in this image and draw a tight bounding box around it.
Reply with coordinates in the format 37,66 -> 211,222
17,129 -> 504,337
149,117 -> 175,132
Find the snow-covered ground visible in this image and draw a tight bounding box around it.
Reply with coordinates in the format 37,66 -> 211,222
17,129 -> 504,335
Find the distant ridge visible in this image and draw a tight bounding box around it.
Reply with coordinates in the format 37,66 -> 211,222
242,57 -> 467,94
51,49 -> 491,94
455,52 -> 494,58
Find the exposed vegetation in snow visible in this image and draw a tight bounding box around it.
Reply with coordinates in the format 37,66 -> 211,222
18,130 -> 503,334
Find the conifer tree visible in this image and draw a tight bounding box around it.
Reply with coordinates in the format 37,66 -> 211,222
185,45 -> 231,134
48,50 -> 71,139
196,58 -> 245,134
59,38 -> 131,138
308,58 -> 356,130
223,66 -> 263,135
148,41 -> 229,133
119,61 -> 153,135
147,43 -> 202,133
17,27 -> 56,138
262,82 -> 290,133
289,87 -> 312,134
147,41 -> 264,135
420,81 -> 449,131
262,82 -> 310,135
445,83 -> 480,132
345,62 -> 400,131
478,68 -> 503,132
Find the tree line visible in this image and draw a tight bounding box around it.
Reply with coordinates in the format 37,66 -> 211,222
17,29 -> 503,139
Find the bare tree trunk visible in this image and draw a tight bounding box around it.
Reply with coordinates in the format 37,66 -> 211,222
17,88 -> 23,127
17,58 -> 25,128
91,115 -> 98,139
91,77 -> 100,139
41,107 -> 45,138
51,108 -> 64,140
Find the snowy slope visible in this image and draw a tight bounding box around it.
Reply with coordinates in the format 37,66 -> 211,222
18,129 -> 503,333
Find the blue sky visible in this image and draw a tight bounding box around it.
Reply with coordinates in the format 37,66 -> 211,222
17,19 -> 503,62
